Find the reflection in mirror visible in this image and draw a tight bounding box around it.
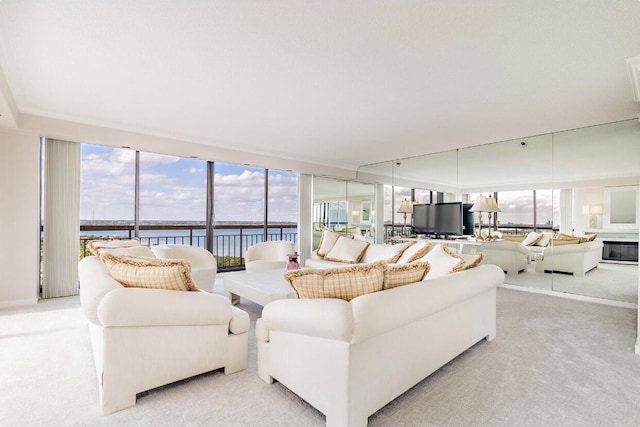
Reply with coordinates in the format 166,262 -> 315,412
551,119 -> 640,303
311,176 -> 376,249
360,118 -> 638,305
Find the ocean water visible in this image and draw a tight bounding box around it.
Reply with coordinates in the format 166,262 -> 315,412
81,227 -> 297,257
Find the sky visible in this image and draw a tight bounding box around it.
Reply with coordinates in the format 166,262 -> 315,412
80,144 -> 298,223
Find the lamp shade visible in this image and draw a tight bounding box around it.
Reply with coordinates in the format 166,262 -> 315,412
487,196 -> 502,213
589,204 -> 603,215
469,195 -> 491,212
397,199 -> 413,214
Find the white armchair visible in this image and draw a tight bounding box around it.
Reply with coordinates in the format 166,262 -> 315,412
244,240 -> 295,272
151,245 -> 217,292
480,240 -> 529,275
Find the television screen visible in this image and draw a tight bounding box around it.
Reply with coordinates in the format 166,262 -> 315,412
412,204 -> 434,234
434,202 -> 463,236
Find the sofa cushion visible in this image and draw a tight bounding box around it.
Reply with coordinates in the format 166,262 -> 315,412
521,231 -> 544,246
284,261 -> 386,301
414,244 -> 465,279
361,242 -> 412,264
101,254 -> 199,291
87,238 -> 142,256
94,245 -> 156,260
557,233 -> 597,244
317,230 -> 354,257
395,241 -> 432,264
324,236 -> 370,263
383,262 -> 430,289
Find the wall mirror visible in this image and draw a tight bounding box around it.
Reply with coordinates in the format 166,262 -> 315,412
356,118 -> 639,307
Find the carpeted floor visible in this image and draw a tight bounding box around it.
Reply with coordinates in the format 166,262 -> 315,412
2,285 -> 640,427
503,262 -> 638,304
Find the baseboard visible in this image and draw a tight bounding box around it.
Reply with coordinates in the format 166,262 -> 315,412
0,298 -> 39,308
498,283 -> 638,309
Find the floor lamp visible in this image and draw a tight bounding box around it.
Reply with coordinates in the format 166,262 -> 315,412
397,199 -> 413,237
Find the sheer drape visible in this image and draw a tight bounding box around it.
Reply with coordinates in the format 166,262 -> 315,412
42,139 -> 80,298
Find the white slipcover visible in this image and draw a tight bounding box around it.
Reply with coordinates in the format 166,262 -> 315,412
256,264 -> 504,427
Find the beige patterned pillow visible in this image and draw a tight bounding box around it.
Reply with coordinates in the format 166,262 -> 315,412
502,234 -> 527,243
101,254 -> 199,291
88,239 -> 141,256
316,230 -> 354,257
549,238 -> 581,246
396,241 -> 432,263
94,245 -> 155,261
360,242 -> 413,264
459,252 -> 485,270
284,261 -> 386,301
383,262 -> 430,290
324,236 -> 370,263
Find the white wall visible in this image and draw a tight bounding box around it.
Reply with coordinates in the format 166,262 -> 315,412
0,130 -> 41,306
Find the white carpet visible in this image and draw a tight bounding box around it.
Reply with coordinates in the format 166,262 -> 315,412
2,284 -> 640,427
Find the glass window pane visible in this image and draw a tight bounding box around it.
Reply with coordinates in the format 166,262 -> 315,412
535,189 -> 554,229
213,163 -> 265,267
80,144 -> 135,242
267,169 -> 298,245
495,191 -> 534,232
139,152 -> 207,246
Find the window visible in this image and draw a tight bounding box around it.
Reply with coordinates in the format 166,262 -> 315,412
80,144 -> 135,239
139,152 -> 207,246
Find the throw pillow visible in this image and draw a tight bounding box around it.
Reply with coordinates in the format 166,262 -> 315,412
101,254 -> 199,291
521,231 -> 544,246
413,244 -> 466,279
534,232 -> 555,247
459,252 -> 485,270
94,245 -> 156,260
502,234 -> 527,243
360,242 -> 413,264
383,262 -> 431,289
396,241 -> 432,264
316,230 -> 354,257
324,236 -> 370,263
88,239 -> 141,256
284,261 -> 386,301
549,238 -> 581,246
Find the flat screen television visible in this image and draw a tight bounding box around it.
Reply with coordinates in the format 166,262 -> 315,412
412,204 -> 435,235
434,202 -> 463,237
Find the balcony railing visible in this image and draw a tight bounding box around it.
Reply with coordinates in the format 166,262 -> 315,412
78,223 -> 298,271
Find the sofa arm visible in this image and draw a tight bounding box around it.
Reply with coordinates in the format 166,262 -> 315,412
230,306 -> 250,335
97,288 -> 233,327
260,298 -> 353,342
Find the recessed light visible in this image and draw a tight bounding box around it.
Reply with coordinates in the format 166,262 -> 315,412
121,145 -> 131,149
190,155 -> 198,159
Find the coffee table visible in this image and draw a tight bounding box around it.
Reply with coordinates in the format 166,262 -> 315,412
223,269 -> 296,306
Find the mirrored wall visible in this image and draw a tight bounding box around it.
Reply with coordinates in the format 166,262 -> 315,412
356,118 -> 640,305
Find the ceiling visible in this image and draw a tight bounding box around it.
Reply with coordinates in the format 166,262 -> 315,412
0,1 -> 639,173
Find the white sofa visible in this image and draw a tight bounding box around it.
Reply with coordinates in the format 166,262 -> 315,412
480,240 -> 530,275
78,256 -> 249,414
150,244 -> 217,292
244,240 -> 295,272
256,264 -> 505,427
535,239 -> 604,276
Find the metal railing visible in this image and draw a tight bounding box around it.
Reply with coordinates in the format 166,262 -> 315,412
78,223 -> 298,271
383,223 -> 557,243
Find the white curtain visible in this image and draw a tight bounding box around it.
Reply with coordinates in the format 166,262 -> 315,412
42,139 -> 80,298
